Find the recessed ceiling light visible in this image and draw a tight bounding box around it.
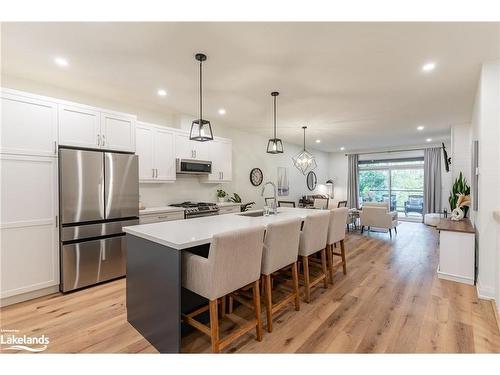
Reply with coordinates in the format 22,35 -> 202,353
426,138 -> 432,142
218,108 -> 226,115
417,125 -> 425,131
340,147 -> 345,151
157,89 -> 167,97
54,57 -> 68,67
422,62 -> 436,72
315,139 -> 321,143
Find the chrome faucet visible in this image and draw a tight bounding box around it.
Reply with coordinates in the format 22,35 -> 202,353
261,181 -> 278,214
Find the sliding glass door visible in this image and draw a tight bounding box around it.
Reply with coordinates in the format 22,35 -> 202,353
358,158 -> 424,219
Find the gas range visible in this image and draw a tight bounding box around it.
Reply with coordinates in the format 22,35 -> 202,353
169,201 -> 219,219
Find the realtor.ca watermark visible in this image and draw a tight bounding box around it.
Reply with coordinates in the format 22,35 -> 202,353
0,329 -> 49,353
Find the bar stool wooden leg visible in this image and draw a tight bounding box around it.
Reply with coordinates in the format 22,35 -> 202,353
209,299 -> 220,353
220,296 -> 226,318
326,244 -> 334,284
252,280 -> 263,341
291,261 -> 300,311
340,239 -> 347,275
263,274 -> 273,332
302,255 -> 311,303
321,248 -> 328,288
228,295 -> 233,314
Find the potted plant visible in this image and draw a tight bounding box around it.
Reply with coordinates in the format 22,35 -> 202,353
216,189 -> 227,203
229,192 -> 255,212
449,172 -> 471,219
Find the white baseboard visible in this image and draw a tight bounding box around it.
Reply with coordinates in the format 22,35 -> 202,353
0,285 -> 60,307
476,277 -> 496,300
437,268 -> 474,285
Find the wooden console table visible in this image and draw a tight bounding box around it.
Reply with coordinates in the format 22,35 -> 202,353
436,218 -> 475,285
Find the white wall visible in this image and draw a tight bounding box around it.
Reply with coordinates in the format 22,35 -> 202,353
1,75 -> 330,209
470,61 -> 500,302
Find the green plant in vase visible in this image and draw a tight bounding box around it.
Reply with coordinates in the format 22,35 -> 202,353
216,189 -> 227,203
448,172 -> 471,218
229,192 -> 255,212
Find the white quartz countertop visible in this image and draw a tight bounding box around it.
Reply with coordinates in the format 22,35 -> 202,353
139,206 -> 185,215
124,207 -> 326,250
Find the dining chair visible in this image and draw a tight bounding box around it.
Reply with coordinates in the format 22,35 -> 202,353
181,226 -> 266,353
278,201 -> 296,208
313,197 -> 329,209
337,200 -> 348,208
298,211 -> 330,303
261,218 -> 302,332
326,208 -> 349,283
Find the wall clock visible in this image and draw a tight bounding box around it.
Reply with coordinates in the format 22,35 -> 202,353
250,168 -> 263,186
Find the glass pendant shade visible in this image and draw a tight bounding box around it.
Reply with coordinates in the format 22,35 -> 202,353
190,53 -> 214,142
267,138 -> 284,153
266,91 -> 284,154
292,126 -> 317,175
190,119 -> 213,142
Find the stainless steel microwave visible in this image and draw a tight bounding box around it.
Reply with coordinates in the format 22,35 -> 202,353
176,158 -> 212,175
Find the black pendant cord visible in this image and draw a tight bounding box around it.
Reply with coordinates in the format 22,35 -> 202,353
199,60 -> 203,123
303,126 -> 307,151
273,95 -> 277,139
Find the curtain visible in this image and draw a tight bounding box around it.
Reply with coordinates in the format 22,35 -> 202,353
424,147 -> 442,214
347,154 -> 359,209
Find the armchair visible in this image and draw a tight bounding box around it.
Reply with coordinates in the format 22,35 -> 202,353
404,195 -> 423,216
360,204 -> 398,238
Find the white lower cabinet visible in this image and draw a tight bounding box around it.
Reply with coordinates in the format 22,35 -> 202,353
0,155 -> 59,300
139,211 -> 184,224
136,122 -> 176,182
218,205 -> 241,215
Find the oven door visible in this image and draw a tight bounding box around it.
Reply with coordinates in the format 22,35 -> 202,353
176,159 -> 212,175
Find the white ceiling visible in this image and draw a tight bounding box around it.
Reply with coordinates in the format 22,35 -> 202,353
2,22 -> 499,152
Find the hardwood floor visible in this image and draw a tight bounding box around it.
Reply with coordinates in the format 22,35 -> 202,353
1,222 -> 499,353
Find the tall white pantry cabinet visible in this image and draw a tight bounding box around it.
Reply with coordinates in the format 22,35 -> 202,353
1,90 -> 60,304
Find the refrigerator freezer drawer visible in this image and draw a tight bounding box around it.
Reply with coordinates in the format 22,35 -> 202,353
61,236 -> 125,292
61,218 -> 139,242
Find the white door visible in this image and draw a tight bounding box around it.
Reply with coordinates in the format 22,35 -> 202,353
1,92 -> 58,157
58,104 -> 101,149
0,155 -> 59,298
154,128 -> 176,181
136,124 -> 155,181
101,112 -> 136,152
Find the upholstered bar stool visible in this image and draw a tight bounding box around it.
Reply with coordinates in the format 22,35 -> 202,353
298,211 -> 330,303
261,218 -> 302,332
326,207 -> 349,283
181,226 -> 266,353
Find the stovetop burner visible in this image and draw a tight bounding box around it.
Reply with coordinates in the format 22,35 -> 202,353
169,201 -> 219,218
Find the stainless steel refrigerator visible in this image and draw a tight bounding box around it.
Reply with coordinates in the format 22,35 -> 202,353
59,148 -> 139,292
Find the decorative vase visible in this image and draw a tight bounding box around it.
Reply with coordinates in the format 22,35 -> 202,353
218,197 -> 225,203
451,207 -> 464,221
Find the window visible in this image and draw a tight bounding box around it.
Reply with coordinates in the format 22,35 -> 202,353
358,157 -> 424,218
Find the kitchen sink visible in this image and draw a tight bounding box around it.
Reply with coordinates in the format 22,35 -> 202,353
238,210 -> 280,217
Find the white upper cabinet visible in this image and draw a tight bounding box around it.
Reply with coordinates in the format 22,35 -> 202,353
136,124 -> 155,181
136,122 -> 176,183
201,138 -> 233,183
154,127 -> 176,181
59,104 -> 101,149
101,112 -> 136,152
1,91 -> 57,157
175,132 -> 209,160
59,104 -> 136,152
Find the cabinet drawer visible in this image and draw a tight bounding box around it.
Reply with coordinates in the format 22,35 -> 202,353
218,206 -> 241,215
139,211 -> 184,224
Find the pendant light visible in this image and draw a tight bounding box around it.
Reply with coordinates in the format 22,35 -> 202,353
266,91 -> 284,154
292,126 -> 317,175
190,53 -> 214,142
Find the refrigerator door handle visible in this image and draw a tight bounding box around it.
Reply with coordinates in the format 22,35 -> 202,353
101,240 -> 106,261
